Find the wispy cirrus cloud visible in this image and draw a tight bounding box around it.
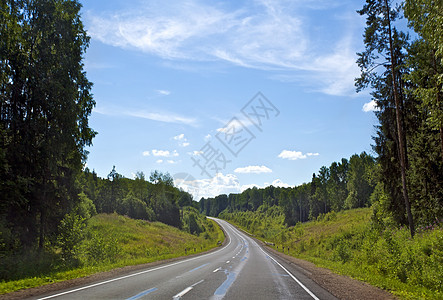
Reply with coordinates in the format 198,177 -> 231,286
157,89 -> 171,96
94,104 -> 197,126
234,165 -> 272,174
127,111 -> 196,126
86,0 -> 363,96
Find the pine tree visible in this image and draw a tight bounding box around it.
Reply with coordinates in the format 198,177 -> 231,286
356,0 -> 414,236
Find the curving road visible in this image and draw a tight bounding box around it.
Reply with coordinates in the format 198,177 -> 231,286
33,218 -> 337,300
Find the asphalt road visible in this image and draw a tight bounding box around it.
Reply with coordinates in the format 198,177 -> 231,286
33,218 -> 337,300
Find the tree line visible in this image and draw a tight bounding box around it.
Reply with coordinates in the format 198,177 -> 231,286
202,0 -> 443,236
80,167 -> 196,228
0,0 -> 198,258
200,152 -> 377,226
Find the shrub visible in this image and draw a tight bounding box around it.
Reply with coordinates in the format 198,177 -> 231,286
85,233 -> 121,265
57,213 -> 86,266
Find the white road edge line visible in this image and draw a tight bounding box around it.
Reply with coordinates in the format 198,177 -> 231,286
222,220 -> 319,300
38,219 -> 231,300
172,286 -> 193,299
213,267 -> 221,273
259,248 -> 319,300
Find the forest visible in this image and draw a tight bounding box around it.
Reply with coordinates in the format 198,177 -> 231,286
0,0 -> 442,293
201,0 -> 443,237
0,0 -> 203,279
200,152 -> 377,225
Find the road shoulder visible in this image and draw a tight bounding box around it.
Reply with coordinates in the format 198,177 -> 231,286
261,241 -> 397,300
229,221 -> 396,300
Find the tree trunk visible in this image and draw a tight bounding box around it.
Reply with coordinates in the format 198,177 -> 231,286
385,0 -> 415,238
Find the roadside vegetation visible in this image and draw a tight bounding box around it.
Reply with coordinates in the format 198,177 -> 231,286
220,208 -> 442,299
1,0 -> 442,298
0,210 -> 224,294
201,1 -> 443,297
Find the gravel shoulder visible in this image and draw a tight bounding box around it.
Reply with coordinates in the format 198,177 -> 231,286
260,240 -> 397,300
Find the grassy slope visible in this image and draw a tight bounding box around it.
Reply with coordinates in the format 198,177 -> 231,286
0,213 -> 224,294
221,207 -> 442,300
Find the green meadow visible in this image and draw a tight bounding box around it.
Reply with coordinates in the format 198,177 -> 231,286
221,207 -> 443,299
0,211 -> 224,294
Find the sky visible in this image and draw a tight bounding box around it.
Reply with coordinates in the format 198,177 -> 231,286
80,0 -> 379,200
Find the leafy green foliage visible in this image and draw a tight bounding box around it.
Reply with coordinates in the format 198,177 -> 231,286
223,207 -> 443,299
182,207 -> 203,235
57,213 -> 86,266
202,152 -> 376,226
79,168 -> 190,227
0,213 -> 224,294
74,192 -> 97,220
0,0 -> 95,250
344,153 -> 376,209
356,0 -> 443,234
84,232 -> 121,265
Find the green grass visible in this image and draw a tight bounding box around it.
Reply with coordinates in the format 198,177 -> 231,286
0,213 -> 224,294
221,207 -> 443,299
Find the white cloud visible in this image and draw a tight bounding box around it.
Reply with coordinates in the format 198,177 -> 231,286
215,116 -> 257,137
157,89 -> 171,95
278,150 -> 319,160
173,133 -> 190,147
189,150 -> 203,156
362,100 -> 380,112
151,149 -> 179,157
181,173 -> 242,200
167,160 -> 177,164
152,150 -> 170,157
174,133 -> 185,140
214,116 -> 256,133
142,151 -> 150,156
278,150 -> 306,160
173,171 -> 292,200
204,134 -> 212,141
234,165 -> 272,174
127,111 -> 197,126
240,178 -> 291,191
270,179 -> 292,188
86,0 -> 362,96
156,159 -> 163,163
93,104 -> 197,126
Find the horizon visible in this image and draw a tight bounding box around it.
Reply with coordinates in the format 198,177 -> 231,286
81,0 -> 380,200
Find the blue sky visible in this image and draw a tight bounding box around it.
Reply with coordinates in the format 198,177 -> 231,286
80,0 -> 379,200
